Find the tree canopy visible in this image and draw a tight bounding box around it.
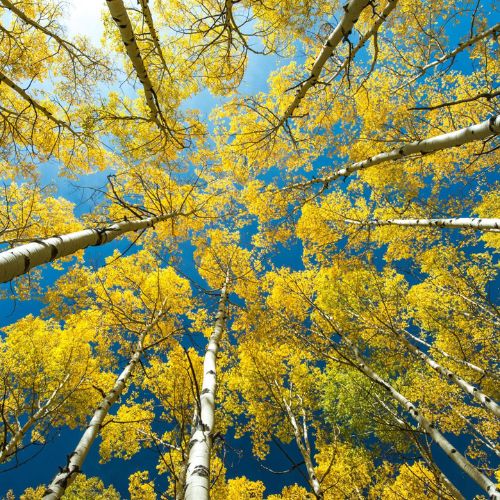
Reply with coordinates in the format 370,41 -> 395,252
0,0 -> 498,498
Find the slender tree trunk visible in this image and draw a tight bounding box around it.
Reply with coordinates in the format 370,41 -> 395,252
278,0 -> 371,127
345,343 -> 499,498
343,217 -> 500,231
373,393 -> 465,500
454,409 -> 500,458
398,335 -> 500,417
43,313 -> 165,499
413,438 -> 465,500
0,212 -> 178,283
184,272 -> 230,500
396,23 -> 500,90
105,0 -> 182,146
326,0 -> 399,84
282,396 -> 323,499
403,329 -> 496,380
0,374 -> 70,464
285,115 -> 500,190
105,0 -> 161,122
137,0 -> 171,77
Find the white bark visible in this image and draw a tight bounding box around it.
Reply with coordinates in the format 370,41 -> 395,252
347,344 -> 499,498
286,115 -> 500,190
454,410 -> 500,458
0,212 -> 177,283
43,313 -> 165,499
282,396 -> 323,498
404,329 -> 494,379
0,375 -> 70,464
184,273 -> 230,500
137,0 -> 171,77
278,0 -> 371,126
400,337 -> 500,418
325,0 -> 399,84
105,0 -> 164,128
396,23 -> 500,90
344,217 -> 500,231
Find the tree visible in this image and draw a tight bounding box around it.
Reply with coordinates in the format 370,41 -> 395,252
0,0 -> 498,499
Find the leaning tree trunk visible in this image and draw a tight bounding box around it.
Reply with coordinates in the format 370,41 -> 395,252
43,312 -> 165,499
277,0 -> 371,128
371,393 -> 464,500
344,343 -> 500,499
281,395 -> 323,499
326,0 -> 399,85
403,328 -> 496,380
285,115 -> 500,190
105,0 -> 162,125
396,22 -> 500,90
0,212 -> 178,283
343,217 -> 500,231
184,272 -> 230,500
397,334 -> 500,418
0,374 -> 70,464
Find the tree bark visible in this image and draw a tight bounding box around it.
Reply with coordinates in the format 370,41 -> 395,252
277,0 -> 371,127
399,335 -> 500,418
396,23 -> 500,90
403,329 -> 495,380
282,396 -> 323,498
285,116 -> 500,190
43,312 -> 165,499
105,0 -> 167,131
184,272 -> 230,500
0,374 -> 70,464
344,217 -> 500,231
345,343 -> 500,498
326,0 -> 399,84
0,212 -> 178,283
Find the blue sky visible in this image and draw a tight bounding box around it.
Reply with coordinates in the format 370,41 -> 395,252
0,1 -> 498,498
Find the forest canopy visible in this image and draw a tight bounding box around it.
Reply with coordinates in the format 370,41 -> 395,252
0,0 -> 499,498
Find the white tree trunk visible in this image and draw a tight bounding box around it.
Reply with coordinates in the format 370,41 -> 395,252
278,0 -> 370,126
346,344 -> 500,498
286,116 -> 500,190
137,0 -> 171,76
105,0 -> 163,127
344,217 -> 500,231
401,337 -> 500,418
326,0 -> 399,85
396,23 -> 500,90
0,374 -> 70,464
43,312 -> 165,499
0,212 -> 178,283
403,329 -> 495,380
282,396 -> 323,498
184,273 -> 230,500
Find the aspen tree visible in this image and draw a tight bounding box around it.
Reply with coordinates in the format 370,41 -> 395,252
276,0 -> 371,129
0,212 -> 179,283
184,271 -> 230,500
43,312 -> 167,499
0,313 -> 109,465
285,115 -> 500,191
0,0 -> 499,497
341,217 -> 500,231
